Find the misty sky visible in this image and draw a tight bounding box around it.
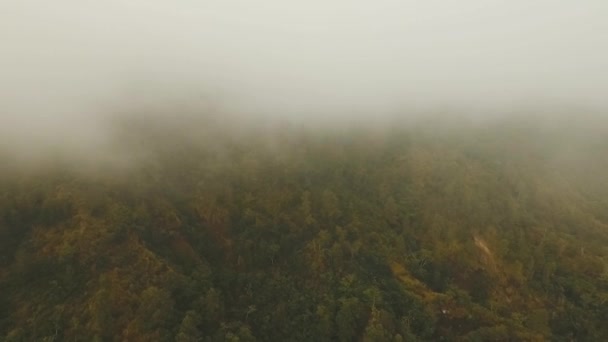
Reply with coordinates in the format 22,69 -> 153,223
1,0 -> 607,149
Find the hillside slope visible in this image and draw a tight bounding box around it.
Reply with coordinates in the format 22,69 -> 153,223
1,116 -> 608,341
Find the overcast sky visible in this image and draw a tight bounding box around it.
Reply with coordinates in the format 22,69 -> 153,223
1,0 -> 607,148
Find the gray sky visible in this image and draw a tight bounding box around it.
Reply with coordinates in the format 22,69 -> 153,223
1,0 -> 607,148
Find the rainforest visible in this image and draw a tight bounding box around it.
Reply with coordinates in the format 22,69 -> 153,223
2,1 -> 608,340
1,114 -> 607,341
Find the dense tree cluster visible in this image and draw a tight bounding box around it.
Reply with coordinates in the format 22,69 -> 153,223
1,115 -> 607,341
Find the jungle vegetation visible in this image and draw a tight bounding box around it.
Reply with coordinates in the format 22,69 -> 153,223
1,114 -> 608,341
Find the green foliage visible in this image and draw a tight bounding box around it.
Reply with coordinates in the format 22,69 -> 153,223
1,116 -> 608,340
175,310 -> 203,342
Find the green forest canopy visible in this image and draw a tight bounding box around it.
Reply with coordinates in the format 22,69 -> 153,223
1,114 -> 608,341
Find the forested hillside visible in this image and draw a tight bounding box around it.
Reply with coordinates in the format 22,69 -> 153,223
1,115 -> 608,341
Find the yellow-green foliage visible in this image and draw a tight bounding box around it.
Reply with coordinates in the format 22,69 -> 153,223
1,116 -> 607,341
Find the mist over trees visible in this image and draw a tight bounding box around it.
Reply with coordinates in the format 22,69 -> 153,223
1,114 -> 608,340
2,1 -> 608,340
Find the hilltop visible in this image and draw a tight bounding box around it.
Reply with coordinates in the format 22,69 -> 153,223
1,115 -> 608,341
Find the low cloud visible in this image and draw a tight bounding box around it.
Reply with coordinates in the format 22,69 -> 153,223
1,0 -> 607,158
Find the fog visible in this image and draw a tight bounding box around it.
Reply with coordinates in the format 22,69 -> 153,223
1,0 -> 607,158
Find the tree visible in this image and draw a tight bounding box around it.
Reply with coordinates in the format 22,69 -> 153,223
175,310 -> 202,342
128,286 -> 175,340
336,297 -> 365,342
